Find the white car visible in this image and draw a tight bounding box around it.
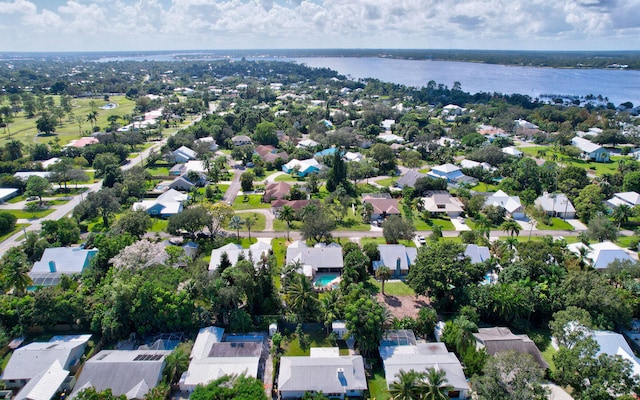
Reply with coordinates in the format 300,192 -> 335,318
417,235 -> 426,244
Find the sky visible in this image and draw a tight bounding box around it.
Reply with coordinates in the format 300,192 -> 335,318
0,0 -> 639,52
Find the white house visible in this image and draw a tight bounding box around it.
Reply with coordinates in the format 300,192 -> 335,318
606,192 -> 640,208
195,137 -> 218,151
29,247 -> 99,287
484,190 -> 525,219
296,139 -> 319,149
278,348 -> 367,400
208,242 -> 272,272
132,189 -> 188,218
502,146 -> 523,157
571,136 -> 610,162
421,191 -> 465,218
286,241 -> 343,278
591,331 -> 640,376
282,158 -> 322,177
170,146 -> 197,163
428,164 -> 477,186
231,135 -> 252,146
464,244 -> 491,265
534,193 -> 576,219
460,159 -> 493,171
567,241 -> 638,270
0,188 -> 18,203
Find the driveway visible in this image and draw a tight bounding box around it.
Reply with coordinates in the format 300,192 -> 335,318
566,219 -> 588,231
451,219 -> 471,231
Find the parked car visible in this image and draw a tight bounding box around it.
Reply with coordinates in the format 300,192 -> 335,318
417,235 -> 426,245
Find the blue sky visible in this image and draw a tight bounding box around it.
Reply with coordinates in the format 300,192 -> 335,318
0,0 -> 638,52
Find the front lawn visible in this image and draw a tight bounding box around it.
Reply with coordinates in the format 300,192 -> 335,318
234,212 -> 266,231
471,182 -> 499,192
232,194 -> 270,210
148,218 -> 168,232
274,174 -> 302,183
273,219 -> 301,232
334,209 -> 371,231
413,216 -> 455,231
367,363 -> 391,400
375,177 -> 397,187
4,207 -> 55,219
360,237 -> 416,248
536,217 -> 574,231
282,331 -> 349,357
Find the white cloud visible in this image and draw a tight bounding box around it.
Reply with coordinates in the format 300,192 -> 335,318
0,0 -> 36,14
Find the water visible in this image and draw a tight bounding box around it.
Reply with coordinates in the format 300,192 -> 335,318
315,273 -> 339,287
292,57 -> 640,106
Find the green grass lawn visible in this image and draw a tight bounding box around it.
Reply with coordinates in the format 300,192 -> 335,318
223,237 -> 257,248
542,344 -> 557,372
0,95 -> 136,147
273,219 -> 300,232
147,166 -> 171,176
517,146 -> 622,176
471,182 -> 499,192
274,174 -> 302,182
413,216 -> 455,231
0,223 -> 27,243
4,207 -> 55,219
335,208 -> 371,231
271,237 -> 288,269
375,177 -> 398,187
536,217 -> 574,231
368,277 -> 416,296
367,363 -> 391,400
360,237 -> 416,247
235,212 -> 266,231
282,332 -> 349,357
616,235 -> 640,249
232,194 -> 270,210
149,218 -> 168,232
253,169 -> 280,181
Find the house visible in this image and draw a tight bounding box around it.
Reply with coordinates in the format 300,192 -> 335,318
362,195 -> 401,220
282,158 -> 322,177
14,171 -> 50,181
0,188 -> 18,203
286,241 -> 343,278
278,348 -> 367,400
484,190 -> 525,219
13,360 -> 69,400
606,191 -> 640,208
29,247 -> 98,287
169,146 -> 197,163
232,135 -> 252,146
379,330 -> 470,399
331,321 -> 348,339
132,189 -> 188,218
395,170 -> 427,189
2,334 -> 91,393
473,327 -> 549,369
168,176 -> 195,191
66,137 -> 99,148
169,163 -> 186,176
464,244 -> 490,265
591,331 -> 640,376
263,181 -> 291,202
208,242 -> 272,272
381,119 -> 395,132
180,327 -> 263,392
70,350 -> 170,399
344,151 -> 364,162
296,139 -> 319,149
421,191 -> 465,218
373,245 -> 418,278
460,159 -> 493,171
534,193 -> 576,219
378,133 -> 404,143
195,136 -> 218,151
255,145 -> 288,163
271,199 -> 310,215
567,241 -> 638,270
315,147 -> 338,158
427,164 -> 476,185
571,136 -> 610,162
502,146 -> 523,157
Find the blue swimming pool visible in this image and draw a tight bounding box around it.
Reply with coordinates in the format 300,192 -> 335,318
315,274 -> 339,287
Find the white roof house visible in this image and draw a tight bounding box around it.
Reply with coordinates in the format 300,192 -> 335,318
195,136 -> 218,151
344,151 -> 364,162
460,159 -> 493,171
379,339 -> 469,399
2,335 -> 91,391
464,244 -> 491,265
286,241 -> 343,277
502,146 -> 523,157
282,158 -> 322,177
606,192 -> 640,208
0,188 -> 18,203
132,189 -> 188,218
484,190 -> 525,219
534,193 -> 576,219
567,241 -> 638,270
377,133 -> 404,143
592,331 -> 640,376
208,242 -> 272,272
278,349 -> 367,400
422,191 -> 465,217
14,360 -> 69,400
296,139 -> 319,149
171,146 -> 197,163
571,137 -> 610,162
70,350 -> 170,399
381,119 -> 396,131
180,327 -> 262,392
29,247 -> 99,287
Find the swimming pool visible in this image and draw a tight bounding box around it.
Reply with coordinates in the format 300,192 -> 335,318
315,273 -> 340,287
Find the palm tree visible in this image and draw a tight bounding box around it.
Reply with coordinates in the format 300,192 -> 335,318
86,110 -> 98,131
244,214 -> 257,242
320,290 -> 342,333
375,264 -> 392,296
284,274 -> 319,323
2,248 -> 32,295
450,316 -> 477,354
278,205 -> 295,241
422,367 -> 453,400
500,219 -> 521,237
475,214 -> 492,240
612,204 -> 633,232
389,369 -> 425,400
229,215 -> 244,243
163,346 -> 190,384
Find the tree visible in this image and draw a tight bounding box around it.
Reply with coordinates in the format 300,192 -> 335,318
300,202 -> 335,243
472,351 -> 548,400
190,374 -> 267,400
388,369 -> 425,400
283,273 -> 319,323
35,112 -> 57,134
48,157 -> 74,191
240,171 -> 254,192
382,215 -> 415,244
1,248 -> 31,295
163,342 -> 191,384
113,210 -> 152,238
93,153 -> 120,178
370,143 -> 397,174
407,241 -> 484,310
326,148 -> 350,193
41,218 -> 80,246
204,202 -> 234,238
423,367 -> 453,400
375,265 -> 392,296
25,175 -> 51,206
109,240 -> 169,270
500,219 -> 521,237
550,306 -> 594,349
554,337 -> 640,399
574,184 -> 605,223
167,206 -> 209,237
229,215 -> 244,242
341,250 -> 370,288
587,214 -> 618,242
253,121 -> 278,145
413,307 -> 438,339
244,214 -> 257,241
278,205 -> 295,241
612,204 -> 634,232
0,212 -> 17,235
86,110 -> 98,130
623,170 -> 640,192
86,188 -> 121,227
74,388 -> 127,400
441,316 -> 478,355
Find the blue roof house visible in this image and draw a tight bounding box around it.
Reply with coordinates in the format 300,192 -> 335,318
29,247 -> 98,287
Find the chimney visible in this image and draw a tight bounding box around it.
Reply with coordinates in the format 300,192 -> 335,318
396,257 -> 401,275
48,261 -> 56,272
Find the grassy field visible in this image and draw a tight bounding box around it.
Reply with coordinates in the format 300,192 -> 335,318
517,146 -> 622,176
334,208 -> 371,231
274,174 -> 303,183
282,331 -> 349,357
3,207 -> 55,219
368,277 -> 415,296
367,364 -> 391,400
0,95 -> 137,146
273,219 -> 300,232
232,194 -> 270,210
536,217 -> 574,231
413,216 -> 455,231
471,182 -> 499,192
360,237 -> 416,247
375,177 -> 398,187
235,212 -> 267,231
148,218 -> 168,232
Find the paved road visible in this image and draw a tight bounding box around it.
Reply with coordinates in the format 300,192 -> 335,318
224,169 -> 242,204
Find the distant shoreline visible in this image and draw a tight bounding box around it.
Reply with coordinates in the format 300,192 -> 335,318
1,49 -> 640,70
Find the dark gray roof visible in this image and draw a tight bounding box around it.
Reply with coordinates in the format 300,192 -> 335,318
474,327 -> 549,369
208,342 -> 262,358
396,170 -> 427,188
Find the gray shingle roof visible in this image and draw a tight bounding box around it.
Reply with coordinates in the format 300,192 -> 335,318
278,352 -> 367,394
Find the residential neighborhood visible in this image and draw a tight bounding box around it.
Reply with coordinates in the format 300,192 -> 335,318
0,54 -> 640,400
